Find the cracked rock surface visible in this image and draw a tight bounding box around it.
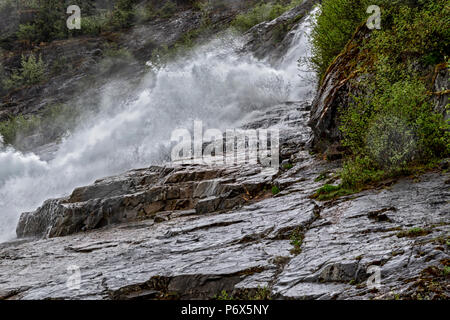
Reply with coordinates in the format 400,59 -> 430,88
0,102 -> 449,300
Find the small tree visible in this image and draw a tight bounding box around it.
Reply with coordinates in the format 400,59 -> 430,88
3,54 -> 46,90
19,54 -> 46,85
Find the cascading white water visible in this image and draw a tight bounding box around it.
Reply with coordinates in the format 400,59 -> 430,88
0,11 -> 317,243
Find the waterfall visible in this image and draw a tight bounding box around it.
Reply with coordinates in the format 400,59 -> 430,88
0,11 -> 316,243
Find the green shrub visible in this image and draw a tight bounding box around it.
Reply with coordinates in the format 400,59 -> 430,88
340,157 -> 385,188
397,227 -> 430,238
215,290 -> 234,300
311,183 -> 356,201
81,14 -> 109,35
271,185 -> 280,195
339,78 -> 449,187
0,115 -> 40,145
18,54 -> 46,85
310,0 -> 370,80
109,0 -> 141,29
3,54 -> 46,90
16,24 -> 40,43
290,228 -> 304,254
0,103 -> 80,147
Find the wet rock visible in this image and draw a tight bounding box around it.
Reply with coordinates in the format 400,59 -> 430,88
2,101 -> 448,300
273,172 -> 449,300
308,25 -> 371,154
245,0 -> 319,64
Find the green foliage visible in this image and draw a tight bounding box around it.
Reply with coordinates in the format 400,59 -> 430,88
80,14 -> 109,36
16,24 -> 40,43
339,79 -> 449,188
340,157 -> 385,188
397,227 -> 430,238
14,0 -> 137,42
215,290 -> 234,300
310,0 -> 450,80
290,228 -> 304,254
310,0 -> 371,79
315,184 -> 340,194
110,9 -> 135,29
0,115 -> 40,145
16,0 -> 67,43
311,183 -> 356,201
283,162 -> 293,170
3,54 -> 46,90
215,287 -> 271,300
232,0 -> 303,32
17,54 -> 46,85
311,0 -> 449,191
250,287 -> 272,300
0,104 -> 80,147
271,185 -> 280,195
443,266 -> 450,276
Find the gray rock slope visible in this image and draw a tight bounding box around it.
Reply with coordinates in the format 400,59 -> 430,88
1,101 -> 448,300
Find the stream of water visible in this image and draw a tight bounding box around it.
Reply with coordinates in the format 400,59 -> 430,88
0,10 -> 317,243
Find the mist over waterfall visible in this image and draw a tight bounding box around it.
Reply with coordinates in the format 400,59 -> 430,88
0,12 -> 316,243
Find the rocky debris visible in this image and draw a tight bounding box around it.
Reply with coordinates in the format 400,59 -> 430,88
1,102 -> 448,300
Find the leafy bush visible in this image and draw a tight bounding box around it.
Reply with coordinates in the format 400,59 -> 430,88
310,0 -> 371,80
18,54 -> 46,85
14,0 -> 139,42
271,185 -> 280,195
81,14 -> 109,35
109,0 -> 140,29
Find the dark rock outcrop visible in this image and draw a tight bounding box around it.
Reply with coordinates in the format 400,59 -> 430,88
245,0 -> 319,64
308,25 -> 369,154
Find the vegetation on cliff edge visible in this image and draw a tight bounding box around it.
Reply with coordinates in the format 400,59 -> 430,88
311,0 -> 449,195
